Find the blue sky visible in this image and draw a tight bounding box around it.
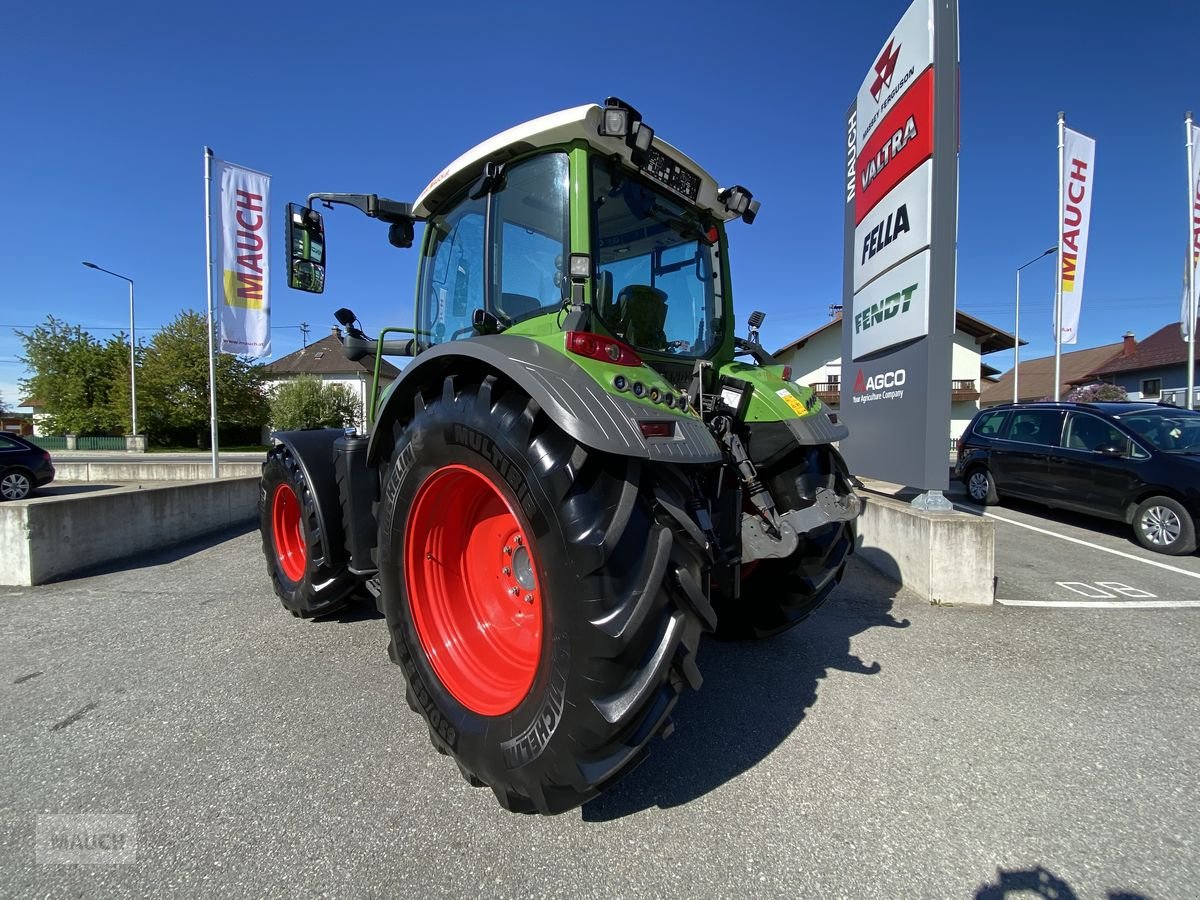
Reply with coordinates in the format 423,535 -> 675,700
2,0 -> 1196,410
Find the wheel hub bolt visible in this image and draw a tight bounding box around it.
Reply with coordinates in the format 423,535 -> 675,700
510,587 -> 520,596
504,546 -> 512,555
502,567 -> 511,575
524,594 -> 534,604
515,535 -> 523,546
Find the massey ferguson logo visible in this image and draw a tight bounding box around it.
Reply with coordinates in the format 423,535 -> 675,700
854,368 -> 907,392
870,39 -> 902,102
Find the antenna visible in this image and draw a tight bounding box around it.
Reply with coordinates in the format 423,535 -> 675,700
299,322 -> 310,347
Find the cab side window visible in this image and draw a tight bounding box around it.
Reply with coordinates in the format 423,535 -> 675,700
1006,410 -> 1065,446
419,195 -> 486,346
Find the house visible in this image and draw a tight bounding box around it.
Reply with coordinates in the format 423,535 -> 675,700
980,339 -> 1126,407
1,412 -> 33,436
261,327 -> 404,430
17,396 -> 49,437
1070,322 -> 1200,405
773,310 -> 1017,443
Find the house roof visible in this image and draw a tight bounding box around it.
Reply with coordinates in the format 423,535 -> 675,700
981,341 -> 1124,405
1077,321 -> 1200,379
262,329 -> 401,379
773,310 -> 1018,358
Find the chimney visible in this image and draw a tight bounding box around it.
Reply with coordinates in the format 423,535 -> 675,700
331,326 -> 343,340
1121,331 -> 1136,357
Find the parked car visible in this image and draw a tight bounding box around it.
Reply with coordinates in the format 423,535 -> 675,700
0,433 -> 55,500
955,401 -> 1200,555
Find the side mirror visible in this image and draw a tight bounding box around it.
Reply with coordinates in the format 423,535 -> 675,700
286,203 -> 326,293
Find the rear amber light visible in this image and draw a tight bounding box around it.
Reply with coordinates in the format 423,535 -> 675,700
566,331 -> 642,367
781,366 -> 792,382
638,421 -> 676,438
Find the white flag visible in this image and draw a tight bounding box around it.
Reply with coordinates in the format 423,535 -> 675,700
1057,126 -> 1095,345
215,159 -> 271,356
1184,123 -> 1200,341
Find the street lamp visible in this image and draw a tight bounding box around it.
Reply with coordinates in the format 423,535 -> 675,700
1014,246 -> 1058,403
82,262 -> 138,437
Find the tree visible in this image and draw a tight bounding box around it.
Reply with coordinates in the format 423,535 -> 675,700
138,310 -> 269,447
17,316 -> 131,434
269,375 -> 362,431
1067,382 -> 1129,403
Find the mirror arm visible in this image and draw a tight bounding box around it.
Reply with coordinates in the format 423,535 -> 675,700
306,193 -> 418,224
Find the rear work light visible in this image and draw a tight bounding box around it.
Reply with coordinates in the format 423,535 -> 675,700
566,332 -> 642,367
638,421 -> 676,438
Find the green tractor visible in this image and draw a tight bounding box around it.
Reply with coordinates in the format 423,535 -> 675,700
261,97 -> 861,814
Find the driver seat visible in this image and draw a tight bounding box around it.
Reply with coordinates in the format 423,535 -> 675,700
616,285 -> 668,351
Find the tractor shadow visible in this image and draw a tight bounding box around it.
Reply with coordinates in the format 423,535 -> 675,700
582,556 -> 908,820
973,864 -> 1150,900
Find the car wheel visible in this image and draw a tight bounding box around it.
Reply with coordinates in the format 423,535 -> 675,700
965,466 -> 998,505
1,469 -> 33,501
1133,496 -> 1197,556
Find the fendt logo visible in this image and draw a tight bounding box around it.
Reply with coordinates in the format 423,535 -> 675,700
870,39 -> 902,102
854,283 -> 918,333
854,368 -> 907,393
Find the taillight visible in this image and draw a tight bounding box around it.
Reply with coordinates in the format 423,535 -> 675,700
638,421 -> 676,438
781,366 -> 793,382
566,331 -> 642,367
42,451 -> 51,462
955,437 -> 962,455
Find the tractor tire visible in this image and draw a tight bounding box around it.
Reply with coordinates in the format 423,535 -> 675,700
259,445 -> 357,618
713,443 -> 855,640
376,374 -> 711,815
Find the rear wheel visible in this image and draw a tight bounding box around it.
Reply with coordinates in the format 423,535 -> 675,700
259,446 -> 357,617
0,469 -> 33,501
1133,496 -> 1196,556
376,375 -> 711,814
965,466 -> 999,505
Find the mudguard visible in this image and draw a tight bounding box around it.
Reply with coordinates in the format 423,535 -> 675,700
270,428 -> 349,574
366,335 -> 723,466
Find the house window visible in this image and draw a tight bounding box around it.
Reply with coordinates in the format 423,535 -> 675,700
828,373 -> 840,385
1141,378 -> 1161,399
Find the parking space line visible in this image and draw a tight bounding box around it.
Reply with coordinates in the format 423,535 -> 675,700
956,506 -> 1200,581
997,598 -> 1200,609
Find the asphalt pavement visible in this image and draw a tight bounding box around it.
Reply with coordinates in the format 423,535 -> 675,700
3,523 -> 1199,898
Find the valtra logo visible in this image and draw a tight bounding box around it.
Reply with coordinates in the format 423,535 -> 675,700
870,39 -> 902,102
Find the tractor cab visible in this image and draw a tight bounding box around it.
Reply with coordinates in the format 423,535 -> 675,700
286,98 -> 760,377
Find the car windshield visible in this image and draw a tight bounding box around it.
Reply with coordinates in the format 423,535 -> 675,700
590,158 -> 723,357
1118,408 -> 1200,452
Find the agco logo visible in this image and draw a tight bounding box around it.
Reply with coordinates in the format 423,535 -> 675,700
870,38 -> 902,102
854,368 -> 907,393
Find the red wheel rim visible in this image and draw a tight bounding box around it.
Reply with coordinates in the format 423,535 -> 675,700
272,483 -> 307,583
405,464 -> 543,716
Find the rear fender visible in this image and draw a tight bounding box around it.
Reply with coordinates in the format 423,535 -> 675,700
270,428 -> 348,572
366,335 -> 722,466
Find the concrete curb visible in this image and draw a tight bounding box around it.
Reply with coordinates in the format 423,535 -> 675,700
1,477 -> 260,586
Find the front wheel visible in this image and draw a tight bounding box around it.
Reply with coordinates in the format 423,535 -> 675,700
376,375 -> 710,814
259,446 -> 357,617
1133,496 -> 1197,555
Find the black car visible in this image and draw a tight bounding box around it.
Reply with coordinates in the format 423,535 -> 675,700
0,433 -> 55,501
955,401 -> 1200,555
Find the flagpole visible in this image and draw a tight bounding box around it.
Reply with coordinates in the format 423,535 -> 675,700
204,147 -> 220,478
1187,111 -> 1196,410
1053,111 -> 1065,401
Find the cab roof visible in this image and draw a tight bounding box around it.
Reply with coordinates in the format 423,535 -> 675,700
412,103 -> 739,223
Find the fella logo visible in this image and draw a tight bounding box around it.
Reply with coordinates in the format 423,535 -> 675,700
870,39 -> 902,102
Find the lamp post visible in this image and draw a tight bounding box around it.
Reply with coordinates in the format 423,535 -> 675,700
82,262 -> 138,437
1014,246 -> 1058,404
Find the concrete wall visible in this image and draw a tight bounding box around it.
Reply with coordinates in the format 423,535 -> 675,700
855,493 -> 994,605
53,461 -> 261,481
1,477 -> 259,586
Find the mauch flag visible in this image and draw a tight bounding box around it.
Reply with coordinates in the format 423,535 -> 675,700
1184,123 -> 1200,341
1058,126 -> 1096,345
215,159 -> 271,356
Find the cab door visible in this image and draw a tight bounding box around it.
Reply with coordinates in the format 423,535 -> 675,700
1052,412 -> 1147,519
991,409 -> 1065,498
